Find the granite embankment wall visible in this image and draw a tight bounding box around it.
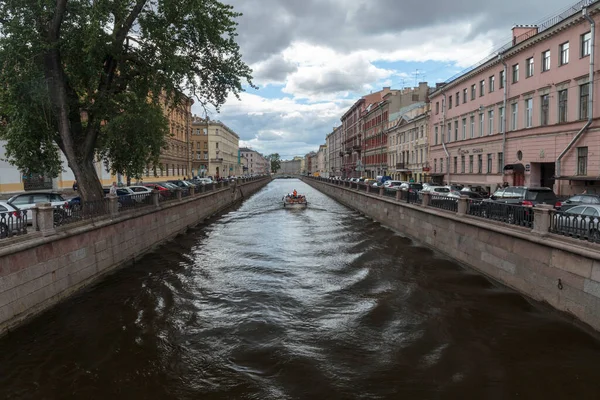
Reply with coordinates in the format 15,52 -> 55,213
0,178 -> 270,335
303,178 -> 600,332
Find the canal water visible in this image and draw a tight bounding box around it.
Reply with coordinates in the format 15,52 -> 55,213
1,179 -> 600,399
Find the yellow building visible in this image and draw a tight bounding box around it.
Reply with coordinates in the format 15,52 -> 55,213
207,120 -> 240,178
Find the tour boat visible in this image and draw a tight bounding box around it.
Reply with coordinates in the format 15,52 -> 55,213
283,194 -> 308,208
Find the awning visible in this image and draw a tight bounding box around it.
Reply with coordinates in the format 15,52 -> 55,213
428,173 -> 445,177
503,163 -> 525,173
554,176 -> 600,181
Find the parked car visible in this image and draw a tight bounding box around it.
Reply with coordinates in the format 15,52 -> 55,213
489,186 -> 557,206
0,201 -> 26,238
447,190 -> 483,199
461,186 -> 489,198
556,194 -> 600,211
399,183 -> 423,193
194,178 -> 213,185
7,192 -> 67,221
553,205 -> 600,242
126,185 -> 153,202
383,180 -> 405,189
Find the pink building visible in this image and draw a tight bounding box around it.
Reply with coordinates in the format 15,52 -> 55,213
429,0 -> 600,196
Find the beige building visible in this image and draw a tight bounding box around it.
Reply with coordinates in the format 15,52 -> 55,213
316,144 -> 327,177
157,94 -> 193,179
240,147 -> 269,175
207,120 -> 240,178
388,103 -> 430,182
190,116 -> 209,177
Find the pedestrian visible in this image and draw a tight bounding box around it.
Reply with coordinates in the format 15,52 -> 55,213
109,181 -> 117,196
72,180 -> 78,191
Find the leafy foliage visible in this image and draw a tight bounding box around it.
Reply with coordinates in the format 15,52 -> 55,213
0,0 -> 253,199
268,153 -> 281,173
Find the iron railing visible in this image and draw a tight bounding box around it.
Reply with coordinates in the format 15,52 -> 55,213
53,200 -> 110,227
467,201 -> 533,228
383,188 -> 397,198
550,210 -> 600,243
0,211 -> 28,239
430,195 -> 458,212
398,190 -> 421,205
119,192 -> 153,211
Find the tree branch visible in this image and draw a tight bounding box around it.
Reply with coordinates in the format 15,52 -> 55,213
84,0 -> 148,157
48,0 -> 68,41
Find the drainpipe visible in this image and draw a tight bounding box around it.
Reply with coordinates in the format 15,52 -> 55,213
499,53 -> 508,185
556,7 -> 595,193
441,92 -> 451,185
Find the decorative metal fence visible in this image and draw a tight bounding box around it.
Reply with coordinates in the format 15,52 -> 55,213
53,200 -> 110,227
119,192 -> 154,211
429,195 -> 458,212
550,211 -> 600,243
0,211 -> 28,239
467,200 -> 534,228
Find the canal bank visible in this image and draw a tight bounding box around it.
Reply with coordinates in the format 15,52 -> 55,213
303,177 -> 600,333
0,177 -> 270,336
2,178 -> 600,399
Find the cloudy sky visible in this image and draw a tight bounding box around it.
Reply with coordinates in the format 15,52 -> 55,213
192,0 -> 576,160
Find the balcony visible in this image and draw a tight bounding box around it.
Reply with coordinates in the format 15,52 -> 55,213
352,145 -> 362,152
210,158 -> 223,163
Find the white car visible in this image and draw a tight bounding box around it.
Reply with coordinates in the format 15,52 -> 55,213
383,180 -> 405,189
7,192 -> 67,221
0,201 -> 27,237
195,178 -> 213,185
125,186 -> 153,202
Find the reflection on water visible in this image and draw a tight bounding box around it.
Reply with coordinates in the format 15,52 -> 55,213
1,179 -> 600,399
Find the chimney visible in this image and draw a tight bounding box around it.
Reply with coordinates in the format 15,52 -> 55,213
512,24 -> 538,45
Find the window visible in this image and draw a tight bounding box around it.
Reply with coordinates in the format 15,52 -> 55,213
480,80 -> 485,96
479,113 -> 484,137
526,57 -> 534,77
497,152 -> 504,173
580,83 -> 590,120
461,156 -> 465,173
463,88 -> 468,103
462,118 -> 467,140
487,154 -> 492,173
558,89 -> 568,123
499,70 -> 505,88
216,142 -> 219,149
511,103 -> 518,130
420,126 -> 424,138
577,147 -> 588,175
420,149 -> 423,164
560,42 -> 569,65
436,102 -> 439,115
454,120 -> 458,141
470,116 -> 475,138
489,76 -> 495,92
582,32 -> 591,57
512,63 -> 519,83
540,94 -> 549,125
469,155 -> 474,173
454,156 -> 458,173
525,98 -> 533,128
499,106 -> 505,133
478,154 -> 483,174
471,84 -> 476,100
447,123 -> 452,142
434,159 -> 437,173
456,92 -> 460,106
434,126 -> 438,145
449,96 -> 453,109
542,50 -> 551,72
440,158 -> 443,173
488,109 -> 494,135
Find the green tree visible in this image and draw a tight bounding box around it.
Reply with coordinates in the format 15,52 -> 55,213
268,153 -> 281,173
0,0 -> 253,201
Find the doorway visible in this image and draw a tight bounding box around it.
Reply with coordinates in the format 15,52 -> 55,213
540,162 -> 555,188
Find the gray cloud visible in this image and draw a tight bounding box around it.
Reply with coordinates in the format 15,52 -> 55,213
252,55 -> 298,83
228,0 -> 574,64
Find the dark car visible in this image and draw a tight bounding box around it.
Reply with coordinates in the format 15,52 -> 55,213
556,194 -> 600,211
489,186 -> 557,206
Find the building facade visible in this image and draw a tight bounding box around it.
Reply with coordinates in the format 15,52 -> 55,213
429,1 -> 600,195
340,88 -> 393,179
240,148 -> 269,175
207,120 -> 240,178
280,158 -> 302,175
388,103 -> 431,182
326,126 -> 343,177
190,116 -> 209,177
316,144 -> 327,177
158,94 -> 193,178
362,83 -> 430,178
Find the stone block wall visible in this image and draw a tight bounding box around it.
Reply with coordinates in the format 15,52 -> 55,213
0,178 -> 269,335
304,178 -> 600,332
